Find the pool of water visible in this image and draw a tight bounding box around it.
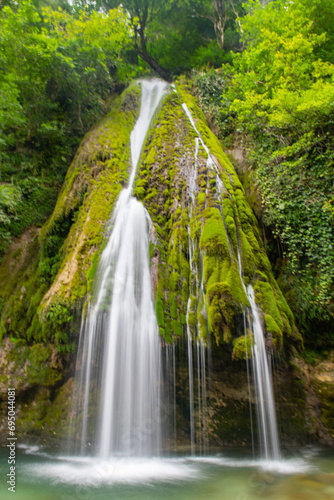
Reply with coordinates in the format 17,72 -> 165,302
1,445 -> 334,500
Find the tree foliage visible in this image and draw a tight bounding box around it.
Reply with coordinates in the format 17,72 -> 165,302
94,0 -> 244,78
0,0 -> 130,254
226,0 -> 334,338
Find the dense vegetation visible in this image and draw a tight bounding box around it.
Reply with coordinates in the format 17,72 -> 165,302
231,0 -> 334,347
0,0 -> 130,254
0,0 -> 333,349
192,0 -> 334,347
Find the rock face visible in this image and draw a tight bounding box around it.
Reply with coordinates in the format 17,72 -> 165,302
135,80 -> 299,356
0,337 -> 64,446
290,355 -> 334,446
0,80 -> 332,447
0,83 -> 141,446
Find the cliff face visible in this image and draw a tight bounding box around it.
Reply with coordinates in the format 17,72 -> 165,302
0,83 -> 140,445
136,80 -> 299,353
0,80 -> 333,447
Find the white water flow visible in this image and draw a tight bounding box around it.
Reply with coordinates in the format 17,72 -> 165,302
243,310 -> 255,457
237,253 -> 280,460
182,103 -> 223,194
196,342 -> 202,452
200,340 -> 209,453
185,132 -> 199,455
247,287 -> 281,460
184,115 -> 210,455
72,80 -> 167,459
186,297 -> 195,455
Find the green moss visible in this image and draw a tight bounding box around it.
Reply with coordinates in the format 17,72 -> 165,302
145,146 -> 158,165
254,270 -> 269,282
187,295 -> 198,330
197,192 -> 206,205
7,344 -> 29,365
264,314 -> 283,349
200,208 -> 230,258
27,287 -> 47,321
172,319 -> 182,336
254,280 -> 284,330
155,294 -> 165,328
145,187 -> 158,201
197,310 -> 208,340
180,313 -> 187,325
207,267 -> 248,307
238,229 -> 256,284
17,387 -> 51,435
170,293 -> 178,320
86,251 -> 100,292
169,272 -> 180,291
26,344 -> 61,386
207,284 -> 244,344
26,315 -> 43,343
41,378 -> 74,437
232,334 -> 254,360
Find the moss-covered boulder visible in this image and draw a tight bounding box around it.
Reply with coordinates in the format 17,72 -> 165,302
134,78 -> 300,357
0,83 -> 141,350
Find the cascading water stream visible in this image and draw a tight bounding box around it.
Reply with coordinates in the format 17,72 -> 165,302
70,80 -> 167,458
246,286 -> 281,460
237,254 -> 281,461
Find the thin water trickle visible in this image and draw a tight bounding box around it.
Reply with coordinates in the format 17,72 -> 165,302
186,298 -> 196,455
247,285 -> 281,460
237,251 -> 281,460
182,103 -> 223,193
70,80 -> 167,458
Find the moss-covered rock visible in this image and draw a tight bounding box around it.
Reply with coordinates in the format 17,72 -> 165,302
0,83 -> 141,350
0,84 -> 142,441
0,338 -> 61,398
232,333 -> 254,361
134,77 -> 298,356
200,207 -> 230,258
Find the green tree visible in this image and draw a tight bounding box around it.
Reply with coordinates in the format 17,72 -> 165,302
0,0 -> 130,254
227,0 -> 334,335
93,0 -> 244,78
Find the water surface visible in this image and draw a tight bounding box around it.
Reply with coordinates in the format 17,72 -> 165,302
1,446 -> 333,500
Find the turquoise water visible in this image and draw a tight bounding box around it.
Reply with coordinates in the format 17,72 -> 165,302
1,446 -> 334,500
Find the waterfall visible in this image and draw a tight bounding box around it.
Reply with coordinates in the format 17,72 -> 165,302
236,251 -> 280,460
69,80 -> 281,461
70,80 -> 167,458
246,286 -> 281,460
186,302 -> 195,454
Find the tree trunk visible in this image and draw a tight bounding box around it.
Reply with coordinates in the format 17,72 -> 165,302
134,43 -> 172,82
214,0 -> 227,49
133,9 -> 172,82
